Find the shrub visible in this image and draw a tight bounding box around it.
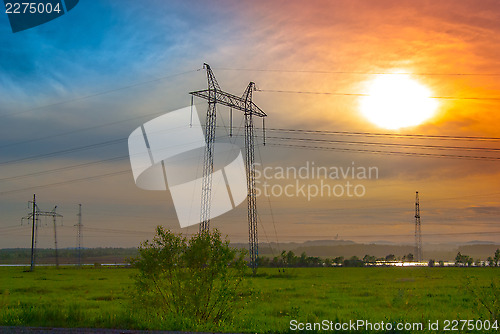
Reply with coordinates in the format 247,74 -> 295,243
130,227 -> 247,326
465,277 -> 500,322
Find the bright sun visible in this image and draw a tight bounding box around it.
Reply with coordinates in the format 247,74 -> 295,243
359,73 -> 438,130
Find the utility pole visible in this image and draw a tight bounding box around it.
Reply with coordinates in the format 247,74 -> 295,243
30,194 -> 36,271
50,206 -> 63,268
76,204 -> 82,267
22,195 -> 63,271
190,64 -> 267,271
415,191 -> 422,262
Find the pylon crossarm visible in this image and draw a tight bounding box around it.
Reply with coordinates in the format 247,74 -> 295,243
190,89 -> 266,117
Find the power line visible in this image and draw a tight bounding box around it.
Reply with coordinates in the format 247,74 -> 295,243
0,138 -> 125,166
1,128 -> 498,183
0,118 -> 220,168
215,67 -> 500,76
261,135 -> 500,153
0,101 -> 208,152
266,143 -> 500,161
256,89 -> 500,101
0,139 -> 497,196
264,128 -> 500,142
0,170 -> 130,196
0,69 -> 201,119
0,156 -> 127,182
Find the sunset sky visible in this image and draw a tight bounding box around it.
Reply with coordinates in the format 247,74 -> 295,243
0,0 -> 499,249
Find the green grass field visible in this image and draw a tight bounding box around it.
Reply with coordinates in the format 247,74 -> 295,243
0,266 -> 498,333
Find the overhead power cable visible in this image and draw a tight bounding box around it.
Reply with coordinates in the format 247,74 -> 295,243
0,138 -> 126,166
264,128 -> 500,142
0,156 -> 127,182
267,143 -> 500,161
0,69 -> 201,119
0,170 -> 130,196
215,67 -> 500,76
262,135 -> 500,152
256,89 -> 500,101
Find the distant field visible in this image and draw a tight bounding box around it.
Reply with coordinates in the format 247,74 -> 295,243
0,266 -> 498,333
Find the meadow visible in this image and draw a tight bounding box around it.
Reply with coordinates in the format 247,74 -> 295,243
0,266 -> 498,333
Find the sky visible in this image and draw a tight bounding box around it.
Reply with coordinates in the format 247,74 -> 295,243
0,0 -> 499,249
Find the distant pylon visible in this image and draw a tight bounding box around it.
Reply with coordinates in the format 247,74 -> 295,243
76,204 -> 83,266
21,195 -> 62,271
29,194 -> 37,271
414,191 -> 422,262
50,206 -> 63,268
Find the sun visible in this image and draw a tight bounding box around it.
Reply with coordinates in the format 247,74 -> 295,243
359,73 -> 438,129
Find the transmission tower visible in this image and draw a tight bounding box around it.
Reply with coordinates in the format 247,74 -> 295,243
50,206 -> 63,268
196,64 -> 220,232
190,63 -> 267,271
22,195 -> 63,271
76,204 -> 83,266
414,191 -> 422,262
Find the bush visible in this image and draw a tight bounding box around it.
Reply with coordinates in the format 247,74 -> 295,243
130,227 -> 248,326
465,277 -> 500,322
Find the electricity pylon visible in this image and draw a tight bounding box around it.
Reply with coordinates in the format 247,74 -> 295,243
76,204 -> 83,267
50,206 -> 63,268
190,63 -> 267,270
22,195 -> 63,270
414,191 -> 422,262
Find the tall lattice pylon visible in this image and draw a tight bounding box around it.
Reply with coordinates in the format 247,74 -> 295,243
414,191 -> 422,262
190,64 -> 267,270
242,83 -> 259,272
199,64 -> 220,233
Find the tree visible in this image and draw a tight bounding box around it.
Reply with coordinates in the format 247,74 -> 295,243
455,252 -> 470,266
428,259 -> 435,267
280,250 -> 287,267
286,250 -> 297,267
494,249 -> 500,267
333,256 -> 344,266
363,254 -> 376,265
343,256 -> 364,267
258,256 -> 270,267
405,253 -> 414,262
130,227 -> 247,325
385,254 -> 396,261
299,252 -> 308,267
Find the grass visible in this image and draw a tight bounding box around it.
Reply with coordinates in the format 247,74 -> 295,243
0,266 -> 498,332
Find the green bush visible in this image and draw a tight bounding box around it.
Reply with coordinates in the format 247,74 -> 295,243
130,227 -> 248,326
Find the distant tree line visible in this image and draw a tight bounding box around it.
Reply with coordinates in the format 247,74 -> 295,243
2,247 -> 499,268
452,249 -> 500,267
0,248 -> 138,263
257,250 -> 422,268
257,249 -> 500,268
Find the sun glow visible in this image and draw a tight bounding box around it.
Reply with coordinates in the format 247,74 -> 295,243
359,73 -> 438,129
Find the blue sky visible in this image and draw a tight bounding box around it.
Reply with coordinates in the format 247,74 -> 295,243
0,1 -> 204,100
